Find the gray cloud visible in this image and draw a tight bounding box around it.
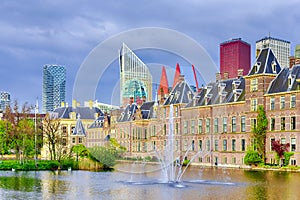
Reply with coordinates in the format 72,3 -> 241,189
0,0 -> 299,108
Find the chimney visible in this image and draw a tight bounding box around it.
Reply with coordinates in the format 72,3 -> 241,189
72,99 -> 77,109
223,72 -> 229,80
179,74 -> 185,82
88,100 -> 93,109
237,69 -> 243,78
216,72 -> 221,81
129,97 -> 134,105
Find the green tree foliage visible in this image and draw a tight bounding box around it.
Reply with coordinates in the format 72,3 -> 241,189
252,105 -> 268,163
89,146 -> 118,168
70,144 -> 89,161
3,101 -> 35,161
244,149 -> 263,165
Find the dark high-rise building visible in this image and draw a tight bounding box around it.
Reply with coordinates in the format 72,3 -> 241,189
220,38 -> 251,79
0,91 -> 10,111
42,64 -> 66,113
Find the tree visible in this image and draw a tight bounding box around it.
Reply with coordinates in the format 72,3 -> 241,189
3,101 -> 35,161
252,105 -> 268,163
42,113 -> 62,160
271,140 -> 292,166
70,144 -> 89,161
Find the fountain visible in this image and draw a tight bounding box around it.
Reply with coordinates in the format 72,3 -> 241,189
119,104 -> 235,188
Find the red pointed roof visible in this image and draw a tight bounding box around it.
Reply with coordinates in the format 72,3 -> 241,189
172,63 -> 181,88
158,66 -> 169,96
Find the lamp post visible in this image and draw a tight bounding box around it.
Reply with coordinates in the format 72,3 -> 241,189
34,99 -> 38,167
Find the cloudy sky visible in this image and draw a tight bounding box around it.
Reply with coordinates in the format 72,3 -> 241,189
0,0 -> 299,109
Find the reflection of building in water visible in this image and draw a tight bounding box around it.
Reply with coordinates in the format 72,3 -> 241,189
119,43 -> 152,107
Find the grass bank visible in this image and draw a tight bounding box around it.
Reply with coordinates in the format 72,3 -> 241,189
0,160 -> 78,171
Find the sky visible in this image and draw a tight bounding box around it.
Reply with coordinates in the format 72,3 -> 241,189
0,0 -> 299,110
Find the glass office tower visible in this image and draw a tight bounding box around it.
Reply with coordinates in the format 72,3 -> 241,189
119,43 -> 152,107
43,64 -> 66,113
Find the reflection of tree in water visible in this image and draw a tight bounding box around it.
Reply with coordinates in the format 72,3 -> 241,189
0,173 -> 41,192
48,171 -> 70,195
244,170 -> 268,200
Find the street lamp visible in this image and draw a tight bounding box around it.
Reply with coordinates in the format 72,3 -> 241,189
34,99 -> 38,167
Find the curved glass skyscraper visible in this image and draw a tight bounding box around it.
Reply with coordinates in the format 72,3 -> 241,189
119,43 -> 152,106
43,64 -> 66,113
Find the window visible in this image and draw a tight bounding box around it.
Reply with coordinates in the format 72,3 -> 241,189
280,96 -> 285,109
175,106 -> 178,117
214,118 -> 218,133
192,140 -> 195,151
291,116 -> 296,130
270,118 -> 275,131
271,138 -> 275,150
223,139 -> 227,151
183,121 -> 188,134
241,116 -> 246,132
198,119 -> 203,134
163,124 -> 167,135
206,119 -> 210,133
270,97 -> 275,110
281,138 -> 286,144
281,117 -> 285,130
191,120 -> 195,134
79,137 -> 82,143
72,137 -> 75,143
291,138 -> 296,151
291,94 -> 296,108
199,140 -> 202,151
214,139 -> 219,151
175,140 -> 178,151
206,140 -> 210,151
232,139 -> 236,151
250,78 -> 258,92
251,119 -> 257,129
223,117 -> 227,133
175,123 -> 179,135
241,139 -> 246,151
163,108 -> 166,118
232,117 -> 236,132
62,126 -> 67,134
251,99 -> 257,111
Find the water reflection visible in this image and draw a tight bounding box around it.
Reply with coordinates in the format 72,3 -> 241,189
0,166 -> 300,199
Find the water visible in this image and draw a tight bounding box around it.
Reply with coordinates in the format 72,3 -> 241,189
1,166 -> 300,200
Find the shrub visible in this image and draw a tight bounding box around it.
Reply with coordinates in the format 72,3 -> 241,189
244,150 -> 263,165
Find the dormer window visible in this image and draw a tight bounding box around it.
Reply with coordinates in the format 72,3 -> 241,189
288,74 -> 296,89
253,62 -> 261,73
272,61 -> 277,73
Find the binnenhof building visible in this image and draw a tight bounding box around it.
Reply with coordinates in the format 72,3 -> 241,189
113,47 -> 300,167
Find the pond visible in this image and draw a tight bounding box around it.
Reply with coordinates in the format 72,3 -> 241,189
0,163 -> 299,200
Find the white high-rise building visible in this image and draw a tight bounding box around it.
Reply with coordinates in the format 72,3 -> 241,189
119,43 -> 152,107
256,36 -> 290,68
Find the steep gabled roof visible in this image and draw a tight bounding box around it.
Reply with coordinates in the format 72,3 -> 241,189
186,77 -> 245,108
54,106 -> 103,119
89,116 -> 105,129
248,48 -> 281,76
164,77 -> 194,105
72,114 -> 86,136
118,103 -> 138,122
267,64 -> 300,94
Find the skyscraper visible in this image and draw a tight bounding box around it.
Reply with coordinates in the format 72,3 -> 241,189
256,36 -> 291,68
0,91 -> 10,111
220,38 -> 251,79
43,64 -> 66,113
119,43 -> 152,107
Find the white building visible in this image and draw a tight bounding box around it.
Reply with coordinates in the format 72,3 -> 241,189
256,36 -> 290,68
